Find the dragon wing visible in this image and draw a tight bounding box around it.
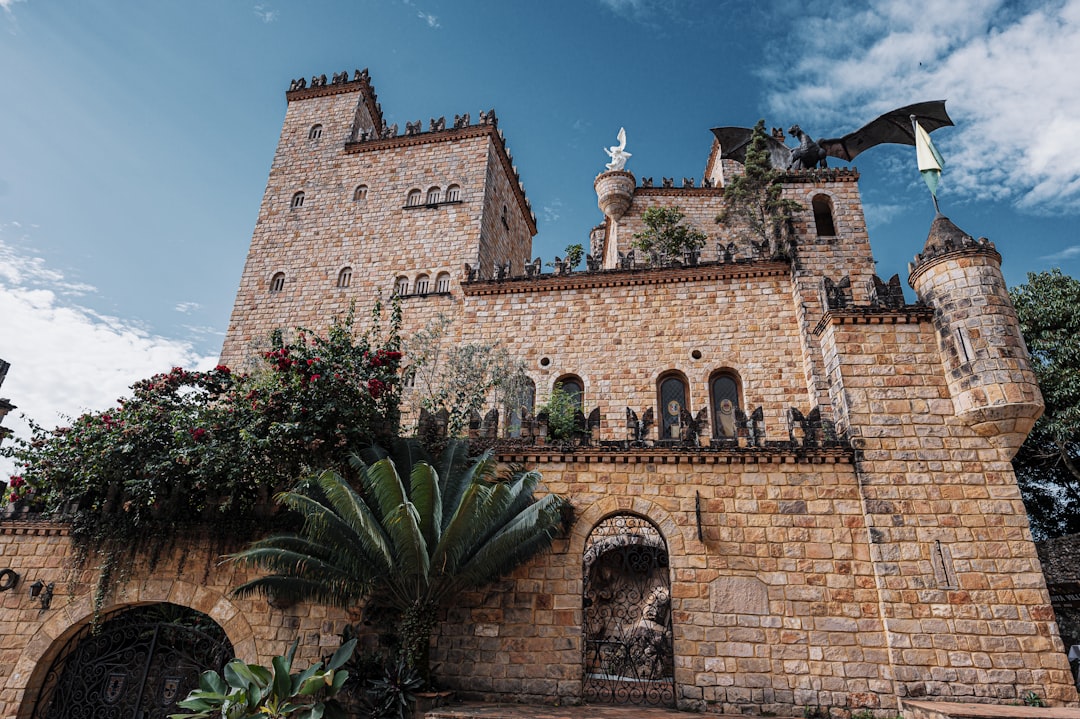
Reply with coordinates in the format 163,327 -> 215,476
819,100 -> 953,162
710,127 -> 792,169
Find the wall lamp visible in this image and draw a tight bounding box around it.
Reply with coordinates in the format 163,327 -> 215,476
29,579 -> 54,611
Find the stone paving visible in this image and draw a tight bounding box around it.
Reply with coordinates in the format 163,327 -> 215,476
425,701 -> 705,719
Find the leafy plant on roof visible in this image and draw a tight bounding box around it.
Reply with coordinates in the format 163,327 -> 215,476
717,120 -> 802,259
631,206 -> 707,265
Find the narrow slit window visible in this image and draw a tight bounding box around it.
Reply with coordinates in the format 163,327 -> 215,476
932,540 -> 958,589
956,326 -> 973,363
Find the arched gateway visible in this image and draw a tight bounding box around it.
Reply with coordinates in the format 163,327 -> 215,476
31,603 -> 233,719
582,513 -> 675,706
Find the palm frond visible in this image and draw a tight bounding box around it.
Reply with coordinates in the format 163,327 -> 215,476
313,470 -> 395,573
437,442 -> 484,528
444,494 -> 568,595
360,458 -> 409,522
409,462 -> 442,549
381,501 -> 430,592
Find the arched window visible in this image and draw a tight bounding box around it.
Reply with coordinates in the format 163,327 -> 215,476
506,376 -> 536,438
308,124 -> 323,140
394,276 -> 409,296
415,274 -> 430,295
353,185 -> 368,202
710,371 -> 741,438
269,272 -> 285,293
426,186 -> 441,205
657,373 -> 688,440
337,267 -> 353,288
813,194 -> 837,236
290,191 -> 305,209
500,204 -> 509,229
435,272 -> 451,293
406,189 -> 422,207
555,375 -> 584,411
445,184 -> 461,202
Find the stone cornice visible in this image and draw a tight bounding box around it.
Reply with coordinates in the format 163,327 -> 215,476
0,517 -> 70,536
495,445 -> 855,465
345,125 -> 537,235
461,259 -> 791,296
814,306 -> 934,335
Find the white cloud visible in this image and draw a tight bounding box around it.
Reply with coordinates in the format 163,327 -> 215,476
0,0 -> 25,14
862,202 -> 906,227
542,199 -> 564,224
417,11 -> 439,28
1040,244 -> 1080,262
763,0 -> 1080,214
0,235 -> 217,477
253,4 -> 277,23
175,301 -> 202,314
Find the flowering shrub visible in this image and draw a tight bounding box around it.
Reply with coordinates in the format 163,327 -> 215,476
1,304 -> 404,542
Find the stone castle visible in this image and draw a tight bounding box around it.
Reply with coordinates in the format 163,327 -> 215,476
1,69 -> 1076,717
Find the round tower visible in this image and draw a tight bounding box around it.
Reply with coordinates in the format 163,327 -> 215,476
908,214 -> 1043,456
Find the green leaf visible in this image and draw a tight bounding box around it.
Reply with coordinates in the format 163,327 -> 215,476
326,637 -> 356,671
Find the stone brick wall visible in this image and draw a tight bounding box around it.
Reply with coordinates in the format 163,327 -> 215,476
433,449 -> 892,713
459,263 -> 811,443
0,521 -> 354,718
817,311 -> 1076,704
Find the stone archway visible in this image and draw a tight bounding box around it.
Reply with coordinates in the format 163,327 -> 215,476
582,513 -> 675,706
29,603 -> 233,719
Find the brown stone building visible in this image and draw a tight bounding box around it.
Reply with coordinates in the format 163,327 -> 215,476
1,69 -> 1077,717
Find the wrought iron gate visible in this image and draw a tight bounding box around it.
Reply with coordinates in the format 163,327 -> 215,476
582,514 -> 675,706
32,603 -> 233,719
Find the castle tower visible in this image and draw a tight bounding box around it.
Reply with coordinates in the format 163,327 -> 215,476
908,214 -> 1043,456
219,70 -> 537,368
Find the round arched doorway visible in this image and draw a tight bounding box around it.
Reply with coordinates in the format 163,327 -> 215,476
31,603 -> 233,719
582,513 -> 674,706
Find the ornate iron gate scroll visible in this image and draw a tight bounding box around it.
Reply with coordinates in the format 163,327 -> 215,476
32,603 -> 233,719
582,514 -> 675,706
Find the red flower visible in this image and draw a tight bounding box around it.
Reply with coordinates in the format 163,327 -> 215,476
368,378 -> 385,398
215,364 -> 231,374
9,475 -> 25,488
190,427 -> 207,442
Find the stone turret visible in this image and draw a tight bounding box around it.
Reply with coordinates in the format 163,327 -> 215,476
594,170 -> 635,221
908,214 -> 1042,456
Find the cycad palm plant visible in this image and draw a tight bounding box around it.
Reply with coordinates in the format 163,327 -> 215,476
231,439 -> 570,680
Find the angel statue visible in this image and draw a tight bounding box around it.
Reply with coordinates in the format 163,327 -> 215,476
604,127 -> 631,171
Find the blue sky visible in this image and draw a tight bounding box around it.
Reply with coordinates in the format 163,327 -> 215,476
2,0 -> 1080,469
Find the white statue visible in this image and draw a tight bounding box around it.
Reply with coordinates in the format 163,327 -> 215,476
604,127 -> 631,171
